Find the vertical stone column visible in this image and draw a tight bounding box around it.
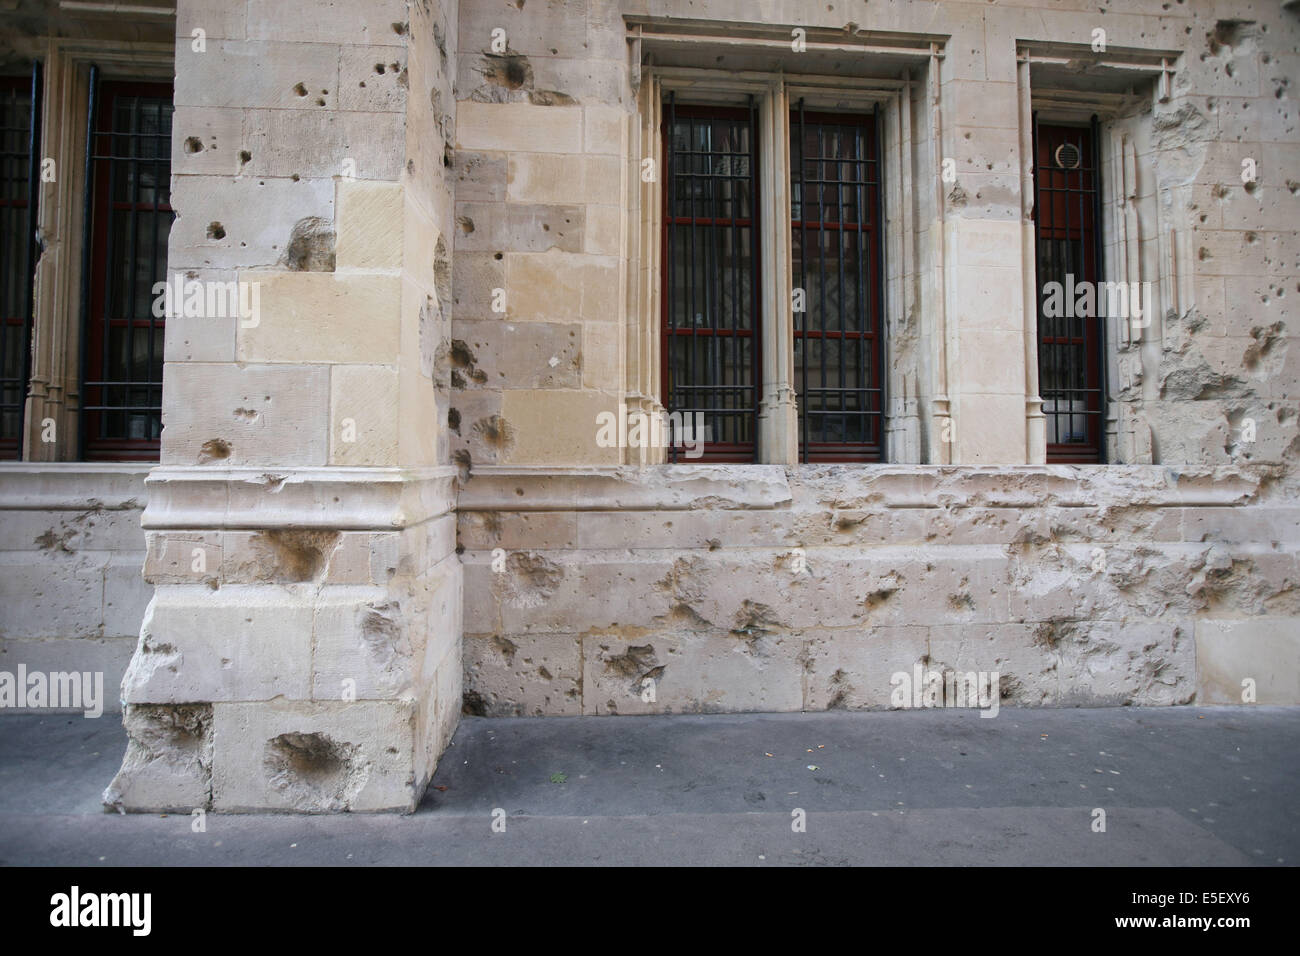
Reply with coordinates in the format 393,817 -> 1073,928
106,0 -> 462,812
941,37 -> 1029,464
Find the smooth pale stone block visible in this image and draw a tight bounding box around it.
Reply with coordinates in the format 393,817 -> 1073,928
337,180 -> 405,271
954,393 -> 1028,464
236,272 -> 401,364
499,389 -> 622,465
159,361 -> 330,467
1196,618 -> 1300,704
584,105 -> 625,155
175,40 -> 340,110
330,364 -> 400,466
122,586 -> 314,704
456,101 -> 583,153
211,698 -> 420,812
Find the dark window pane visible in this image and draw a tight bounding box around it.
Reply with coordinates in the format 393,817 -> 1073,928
1033,121 -> 1104,462
83,80 -> 174,460
790,108 -> 883,462
662,101 -> 760,462
0,72 -> 34,459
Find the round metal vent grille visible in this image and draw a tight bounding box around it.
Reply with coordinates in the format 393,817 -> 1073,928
1054,143 -> 1082,170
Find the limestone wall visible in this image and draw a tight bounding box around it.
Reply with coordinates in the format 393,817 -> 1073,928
103,0 -> 464,812
0,466 -> 151,714
451,0 -> 1300,714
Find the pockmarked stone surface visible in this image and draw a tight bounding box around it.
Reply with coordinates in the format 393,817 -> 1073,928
0,0 -> 1295,813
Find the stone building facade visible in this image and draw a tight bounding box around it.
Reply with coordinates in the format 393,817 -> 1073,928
0,0 -> 1296,811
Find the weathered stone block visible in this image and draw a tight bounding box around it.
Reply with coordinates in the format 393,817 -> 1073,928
211,698 -> 420,812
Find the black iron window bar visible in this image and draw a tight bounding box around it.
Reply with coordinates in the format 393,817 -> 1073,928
1032,113 -> 1107,463
79,73 -> 174,461
0,63 -> 41,459
792,100 -> 885,463
661,93 -> 761,463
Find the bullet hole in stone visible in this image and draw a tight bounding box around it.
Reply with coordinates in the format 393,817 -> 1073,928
542,223 -> 549,231
434,236 -> 451,318
233,407 -> 258,421
375,63 -> 386,74
207,221 -> 226,239
407,158 -> 415,174
1244,179 -> 1258,195
392,22 -> 406,35
285,217 -> 336,272
252,529 -> 341,582
1199,247 -> 1211,260
515,0 -> 524,8
264,732 -> 366,812
1246,231 -> 1258,243
293,82 -> 308,97
452,449 -> 472,482
321,89 -> 328,95
316,98 -> 326,106
390,63 -> 399,73
359,81 -> 366,88
515,487 -> 524,496
291,173 -> 300,181
457,215 -> 475,234
198,438 -> 231,463
184,136 -> 204,153
529,89 -> 576,106
483,54 -> 532,91
450,340 -> 476,369
473,416 -> 512,450
448,408 -> 461,433
494,251 -> 503,260
239,150 -> 251,165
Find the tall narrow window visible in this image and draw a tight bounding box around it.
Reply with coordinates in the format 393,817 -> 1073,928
1032,117 -> 1105,463
81,80 -> 173,461
791,105 -> 884,463
661,97 -> 760,462
0,69 -> 38,459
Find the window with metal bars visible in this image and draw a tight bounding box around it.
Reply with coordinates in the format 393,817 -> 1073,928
0,68 -> 40,460
1032,116 -> 1106,463
661,98 -> 760,463
791,105 -> 884,463
81,79 -> 174,461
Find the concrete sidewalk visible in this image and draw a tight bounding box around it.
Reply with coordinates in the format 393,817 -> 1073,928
0,706 -> 1296,866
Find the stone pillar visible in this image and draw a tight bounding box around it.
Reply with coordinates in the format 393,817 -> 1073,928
106,0 -> 462,812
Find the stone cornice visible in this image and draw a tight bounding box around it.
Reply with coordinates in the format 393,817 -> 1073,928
139,466 -> 458,530
0,462 -> 149,510
459,464 -> 1283,512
